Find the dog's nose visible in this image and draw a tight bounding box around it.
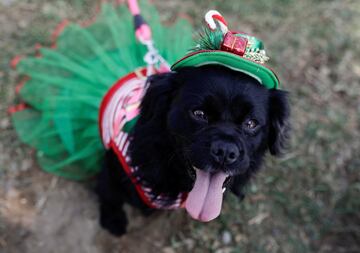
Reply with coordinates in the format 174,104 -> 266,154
210,141 -> 240,165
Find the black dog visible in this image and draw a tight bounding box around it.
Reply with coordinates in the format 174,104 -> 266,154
97,65 -> 290,236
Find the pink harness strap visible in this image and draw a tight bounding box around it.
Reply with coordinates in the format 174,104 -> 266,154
127,0 -> 152,42
127,0 -> 170,74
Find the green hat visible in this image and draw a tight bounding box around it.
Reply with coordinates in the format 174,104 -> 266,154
171,10 -> 279,89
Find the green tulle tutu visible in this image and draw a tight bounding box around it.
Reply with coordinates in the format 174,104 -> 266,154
11,1 -> 193,180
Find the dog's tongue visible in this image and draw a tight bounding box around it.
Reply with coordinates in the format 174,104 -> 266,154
185,169 -> 227,222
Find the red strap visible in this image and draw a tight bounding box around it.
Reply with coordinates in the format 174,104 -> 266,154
8,103 -> 28,114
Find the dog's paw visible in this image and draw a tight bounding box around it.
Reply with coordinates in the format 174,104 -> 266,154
100,214 -> 128,237
103,223 -> 127,237
235,192 -> 246,201
230,186 -> 246,201
99,203 -> 128,237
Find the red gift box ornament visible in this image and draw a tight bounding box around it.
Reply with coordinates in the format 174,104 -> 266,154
221,32 -> 248,56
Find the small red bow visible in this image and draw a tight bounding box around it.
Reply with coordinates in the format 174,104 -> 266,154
221,32 -> 248,56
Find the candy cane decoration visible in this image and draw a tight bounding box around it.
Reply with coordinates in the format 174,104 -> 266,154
205,10 -> 228,34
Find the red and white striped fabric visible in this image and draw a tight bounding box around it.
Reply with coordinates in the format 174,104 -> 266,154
99,68 -> 187,209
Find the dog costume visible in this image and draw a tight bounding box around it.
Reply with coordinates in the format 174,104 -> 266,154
10,1 -> 279,209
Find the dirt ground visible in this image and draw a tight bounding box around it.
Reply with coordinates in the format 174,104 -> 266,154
1,169 -> 191,253
1,0 -> 360,253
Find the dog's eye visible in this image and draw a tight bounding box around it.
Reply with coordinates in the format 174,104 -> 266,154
192,110 -> 208,121
245,119 -> 258,129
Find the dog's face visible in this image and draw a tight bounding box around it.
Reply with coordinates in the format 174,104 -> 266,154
132,65 -> 290,222
168,66 -> 272,176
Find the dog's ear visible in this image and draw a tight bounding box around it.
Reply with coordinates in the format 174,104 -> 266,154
268,89 -> 290,156
137,72 -> 180,125
130,72 -> 185,194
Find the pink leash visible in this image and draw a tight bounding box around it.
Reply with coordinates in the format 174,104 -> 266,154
127,0 -> 170,74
